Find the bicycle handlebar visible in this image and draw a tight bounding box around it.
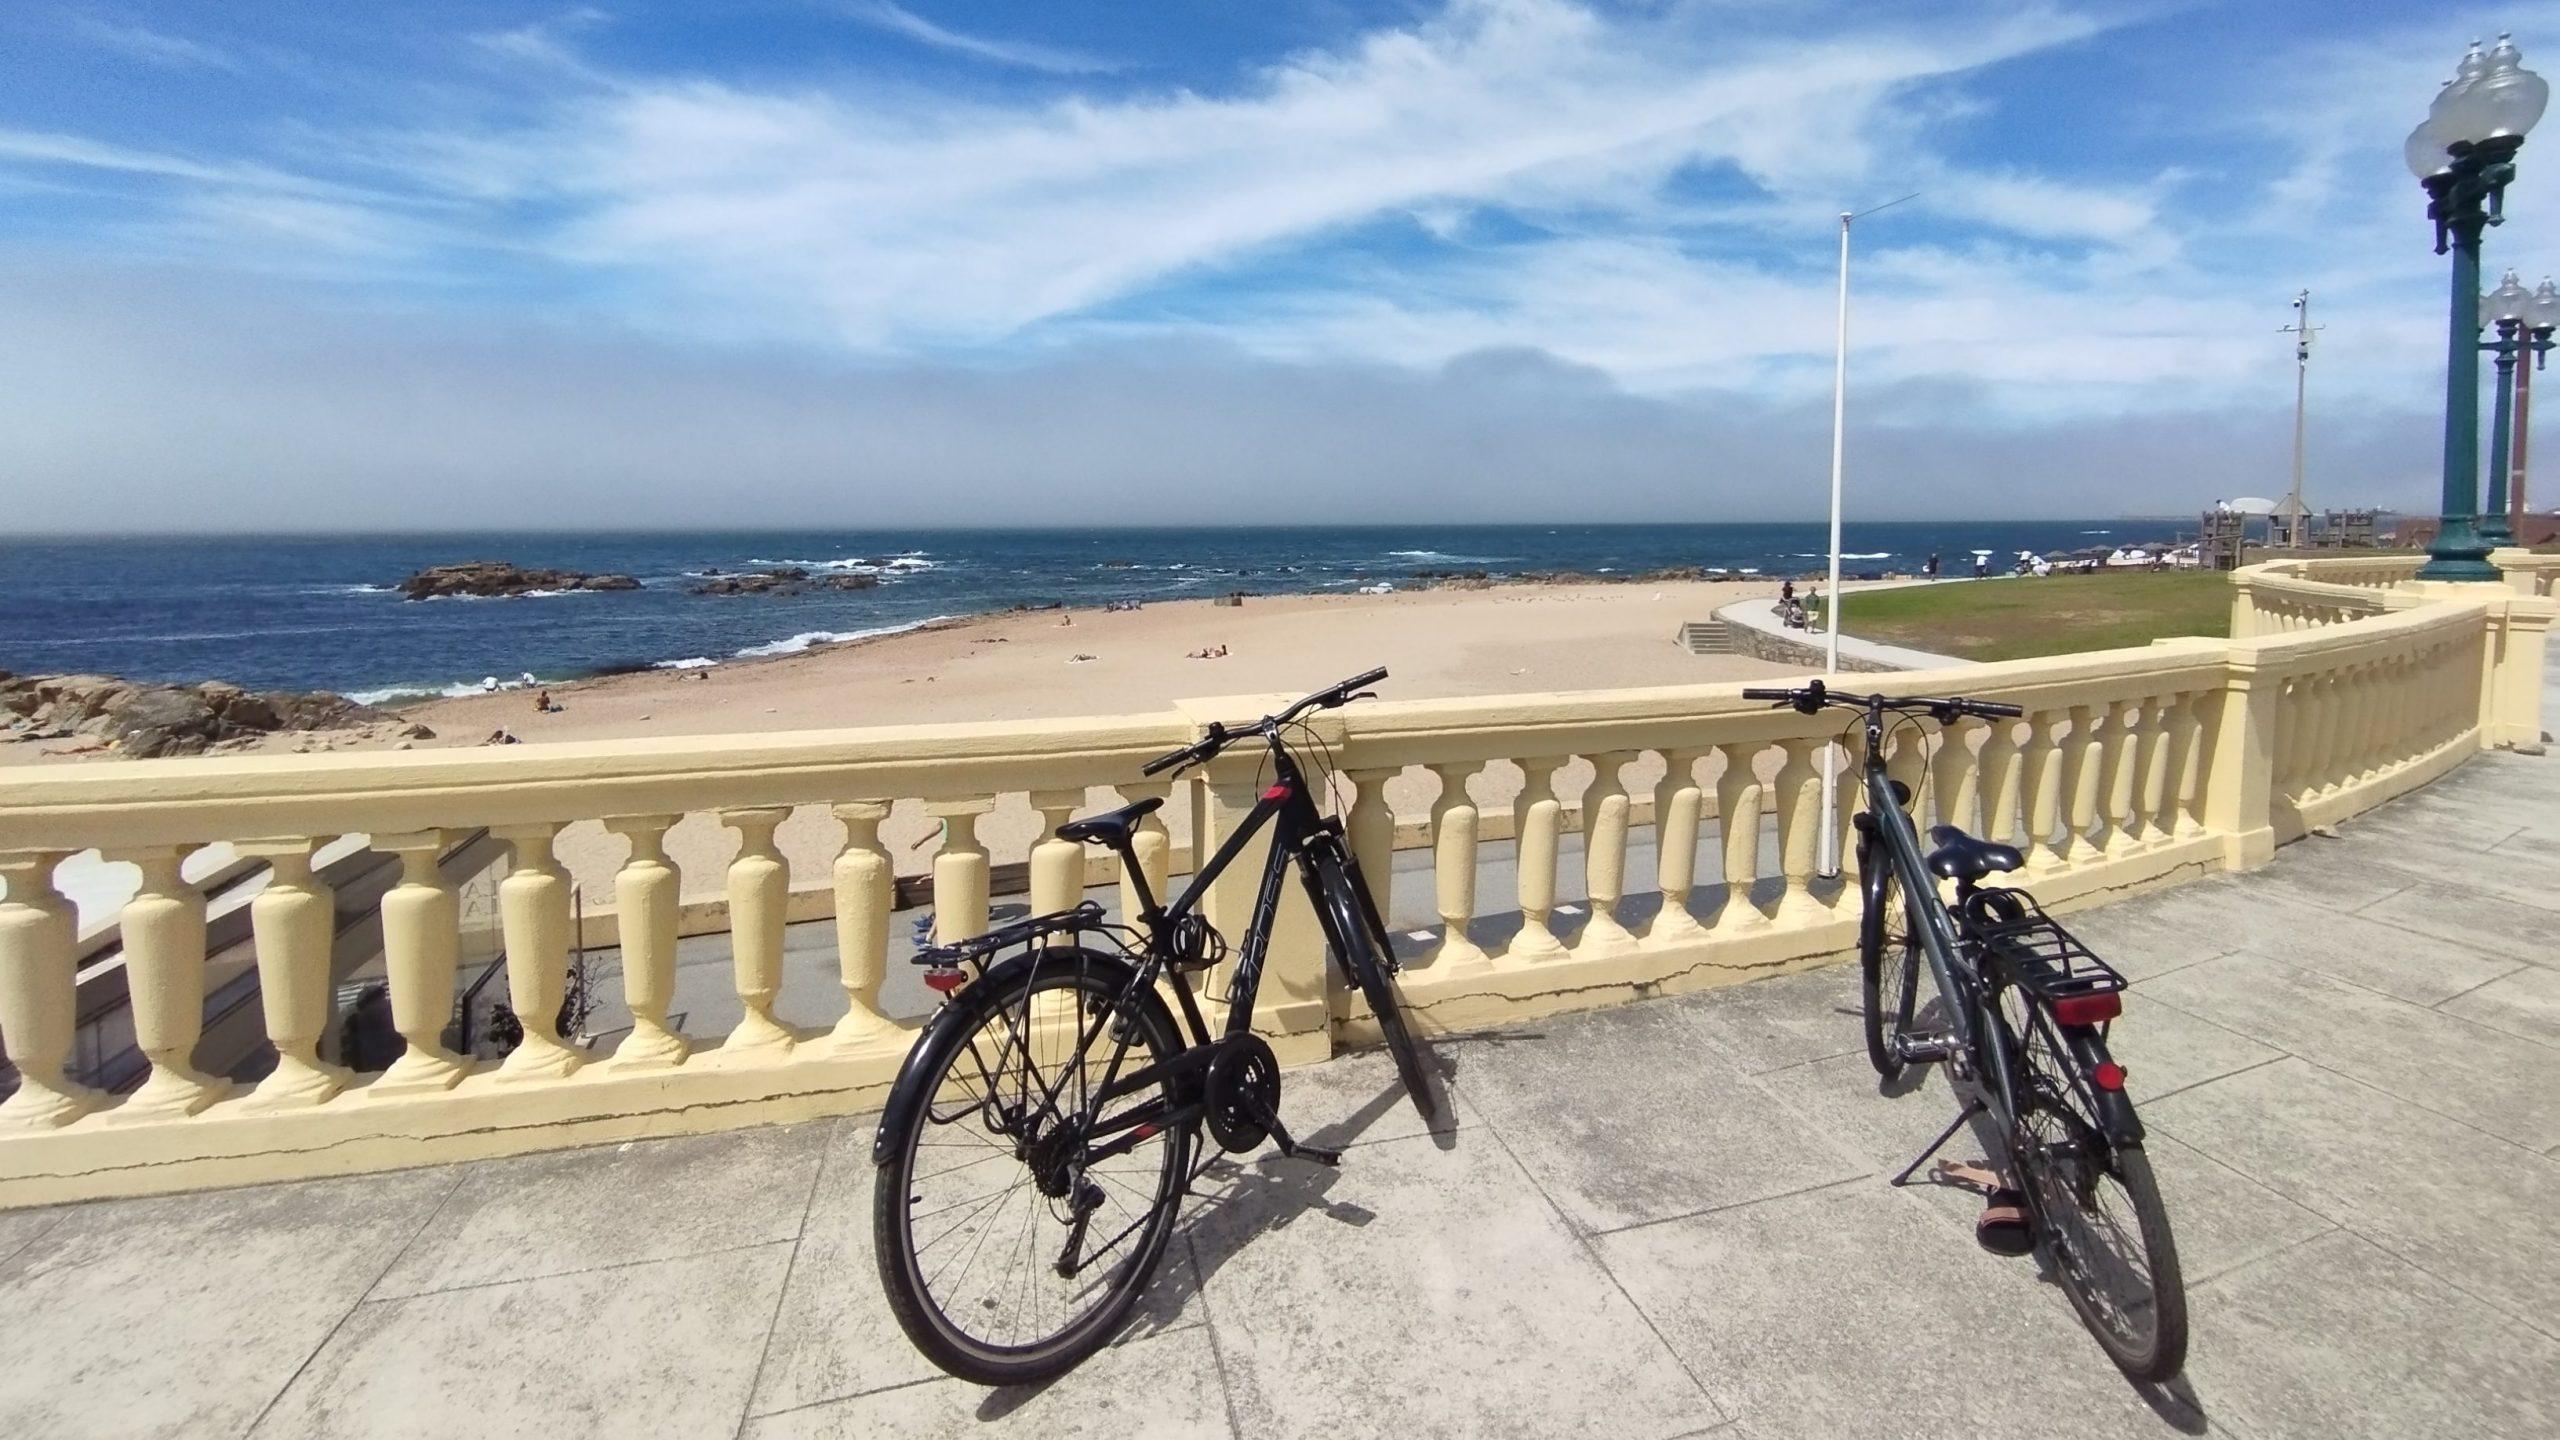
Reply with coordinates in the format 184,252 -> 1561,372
1740,679 -> 2024,721
1139,666 -> 1390,776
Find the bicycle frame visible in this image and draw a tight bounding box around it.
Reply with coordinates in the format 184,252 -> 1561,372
1000,733 -> 1365,1167
1853,708 -> 2030,1130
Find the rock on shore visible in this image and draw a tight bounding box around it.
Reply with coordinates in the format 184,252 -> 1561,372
397,562 -> 641,600
0,671 -> 410,759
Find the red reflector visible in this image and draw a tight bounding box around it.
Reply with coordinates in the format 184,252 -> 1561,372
2093,1062 -> 2127,1092
923,968 -> 966,994
1133,1123 -> 1159,1141
2053,992 -> 2122,1026
1262,783 -> 1294,801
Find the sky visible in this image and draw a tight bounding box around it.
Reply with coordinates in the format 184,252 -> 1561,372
0,0 -> 2549,532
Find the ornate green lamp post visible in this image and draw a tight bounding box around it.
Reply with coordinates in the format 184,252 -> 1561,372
2481,271 -> 2532,546
2407,35 -> 2550,581
2506,278 -> 2560,537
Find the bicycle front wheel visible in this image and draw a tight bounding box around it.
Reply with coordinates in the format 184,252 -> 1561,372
1312,845 -> 1438,1121
1858,855 -> 1923,1080
2011,1019 -> 2188,1382
872,950 -> 1193,1386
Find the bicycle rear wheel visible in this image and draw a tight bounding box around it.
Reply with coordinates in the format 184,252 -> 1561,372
2010,1013 -> 2188,1382
872,950 -> 1193,1386
1858,856 -> 1923,1080
1312,845 -> 1438,1121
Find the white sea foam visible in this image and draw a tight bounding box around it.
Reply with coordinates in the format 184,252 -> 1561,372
347,680 -> 502,705
1791,552 -> 1894,560
651,656 -> 717,670
1387,549 -> 1512,563
731,615 -> 952,659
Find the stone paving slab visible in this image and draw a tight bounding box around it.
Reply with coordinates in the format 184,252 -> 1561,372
5,705 -> 2558,1439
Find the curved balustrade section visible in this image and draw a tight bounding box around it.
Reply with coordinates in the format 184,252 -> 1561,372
0,580 -> 2549,1207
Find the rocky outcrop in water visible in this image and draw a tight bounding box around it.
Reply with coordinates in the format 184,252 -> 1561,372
0,671 -> 397,758
687,568 -> 881,596
397,562 -> 641,600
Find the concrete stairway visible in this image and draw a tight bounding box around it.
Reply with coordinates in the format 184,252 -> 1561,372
1677,620 -> 1736,655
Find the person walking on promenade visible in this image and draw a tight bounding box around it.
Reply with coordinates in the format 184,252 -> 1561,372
1925,552 -> 1941,579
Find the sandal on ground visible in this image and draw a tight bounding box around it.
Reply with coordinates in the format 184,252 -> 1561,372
1976,1189 -> 2033,1256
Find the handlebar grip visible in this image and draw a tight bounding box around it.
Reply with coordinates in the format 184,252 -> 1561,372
1139,748 -> 1187,777
1344,665 -> 1389,692
1967,700 -> 2026,719
1738,688 -> 1791,700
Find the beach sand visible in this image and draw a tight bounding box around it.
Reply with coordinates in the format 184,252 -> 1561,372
13,580 -> 1815,904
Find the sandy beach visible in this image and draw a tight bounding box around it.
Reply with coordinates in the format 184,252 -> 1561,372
11,580 -> 1815,906
390,578 -> 1794,743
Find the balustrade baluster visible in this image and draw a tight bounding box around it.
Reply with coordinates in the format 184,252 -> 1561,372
2103,700 -> 2143,856
100,847 -> 231,1120
239,838 -> 347,1107
0,852 -> 96,1128
2060,705 -> 2103,867
2022,712 -> 2068,873
371,831 -> 469,1095
494,823 -> 581,1080
1713,743 -> 1767,931
1426,763 -> 1489,973
927,799 -> 995,944
1931,719 -> 1983,838
2170,690 -> 2209,838
1651,750 -> 1708,943
1118,781 -> 1177,924
1579,751 -> 1642,953
1827,735 -> 1863,887
2137,698 -> 2175,847
1510,758 -> 1568,961
604,815 -> 688,1069
828,801 -> 899,1052
1977,719 -> 2023,849
1030,791 -> 1086,917
720,806 -> 795,1057
1771,740 -> 1829,927
2308,673 -> 2346,797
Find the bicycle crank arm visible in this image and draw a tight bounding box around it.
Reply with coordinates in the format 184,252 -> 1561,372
1245,1094 -> 1340,1167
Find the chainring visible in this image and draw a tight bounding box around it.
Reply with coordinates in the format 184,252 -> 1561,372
1203,1033 -> 1281,1153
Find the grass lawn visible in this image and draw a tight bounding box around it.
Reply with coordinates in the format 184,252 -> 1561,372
1808,570 -> 2232,662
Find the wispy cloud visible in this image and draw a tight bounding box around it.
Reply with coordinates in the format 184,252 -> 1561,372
69,15 -> 240,72
839,2 -> 1119,76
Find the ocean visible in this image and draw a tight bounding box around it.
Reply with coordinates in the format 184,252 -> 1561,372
1,523 -> 2177,701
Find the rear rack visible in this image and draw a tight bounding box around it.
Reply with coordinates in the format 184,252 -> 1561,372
914,900 -> 1132,969
1960,889 -> 2126,1000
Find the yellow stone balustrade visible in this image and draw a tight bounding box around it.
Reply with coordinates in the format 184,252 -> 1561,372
0,576 -> 2549,1207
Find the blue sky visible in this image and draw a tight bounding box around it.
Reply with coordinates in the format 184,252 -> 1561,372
0,1 -> 2548,530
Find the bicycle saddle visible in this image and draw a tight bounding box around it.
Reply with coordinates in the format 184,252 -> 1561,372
1056,795 -> 1164,848
1925,824 -> 2024,882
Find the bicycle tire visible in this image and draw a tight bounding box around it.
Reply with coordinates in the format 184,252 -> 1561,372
1313,846 -> 1438,1122
872,948 -> 1193,1386
1858,853 -> 1922,1080
2011,1022 -> 2188,1382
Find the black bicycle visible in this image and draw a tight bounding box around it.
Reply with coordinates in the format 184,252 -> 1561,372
871,667 -> 1435,1385
1744,680 -> 2188,1383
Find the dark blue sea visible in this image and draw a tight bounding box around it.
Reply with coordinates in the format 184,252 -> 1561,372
1,523 -> 2178,701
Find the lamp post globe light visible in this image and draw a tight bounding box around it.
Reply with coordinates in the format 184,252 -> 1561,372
2407,33 -> 2550,580
2480,269 -> 2533,546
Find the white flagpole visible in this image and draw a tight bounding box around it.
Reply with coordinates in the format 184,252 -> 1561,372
1815,193 -> 1915,879
1816,211 -> 1852,876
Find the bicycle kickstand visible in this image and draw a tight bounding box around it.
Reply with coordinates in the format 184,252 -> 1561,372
1888,1098 -> 1987,1189
1246,1094 -> 1342,1168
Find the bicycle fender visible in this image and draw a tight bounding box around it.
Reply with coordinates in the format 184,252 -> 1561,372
868,947 -> 1169,1167
2063,1024 -> 2145,1146
869,949 -> 1050,1167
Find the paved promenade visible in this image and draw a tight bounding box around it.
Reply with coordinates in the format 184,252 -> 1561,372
4,708 -> 2555,1437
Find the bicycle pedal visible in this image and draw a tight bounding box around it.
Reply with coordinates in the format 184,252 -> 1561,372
1288,1142 -> 1343,1167
1896,1031 -> 1958,1064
